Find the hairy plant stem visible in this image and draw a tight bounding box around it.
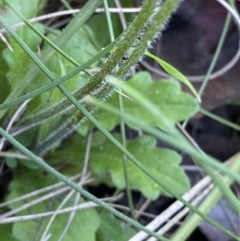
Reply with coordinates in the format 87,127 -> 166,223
35,0 -> 181,156
20,0 -> 158,130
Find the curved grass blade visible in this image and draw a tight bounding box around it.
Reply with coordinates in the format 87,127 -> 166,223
145,51 -> 201,102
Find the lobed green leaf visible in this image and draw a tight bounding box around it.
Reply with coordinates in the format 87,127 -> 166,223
80,72 -> 199,132
49,133 -> 189,200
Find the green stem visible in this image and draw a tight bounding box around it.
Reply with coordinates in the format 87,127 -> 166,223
200,108 -> 240,132
103,0 -> 136,219
118,92 -> 136,219
103,0 -> 115,42
198,2 -> 232,96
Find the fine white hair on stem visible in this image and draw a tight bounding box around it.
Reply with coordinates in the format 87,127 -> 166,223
114,0 -> 138,77
0,8 -> 141,34
143,0 -> 240,82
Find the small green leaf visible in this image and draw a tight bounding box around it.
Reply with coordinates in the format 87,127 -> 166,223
90,134 -> 189,199
145,52 -> 201,102
115,225 -> 136,241
99,213 -> 123,240
5,157 -> 18,168
50,134 -> 189,200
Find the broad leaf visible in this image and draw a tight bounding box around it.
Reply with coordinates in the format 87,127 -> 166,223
49,133 -> 189,200
80,72 -> 199,132
90,134 -> 189,199
6,167 -> 100,241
